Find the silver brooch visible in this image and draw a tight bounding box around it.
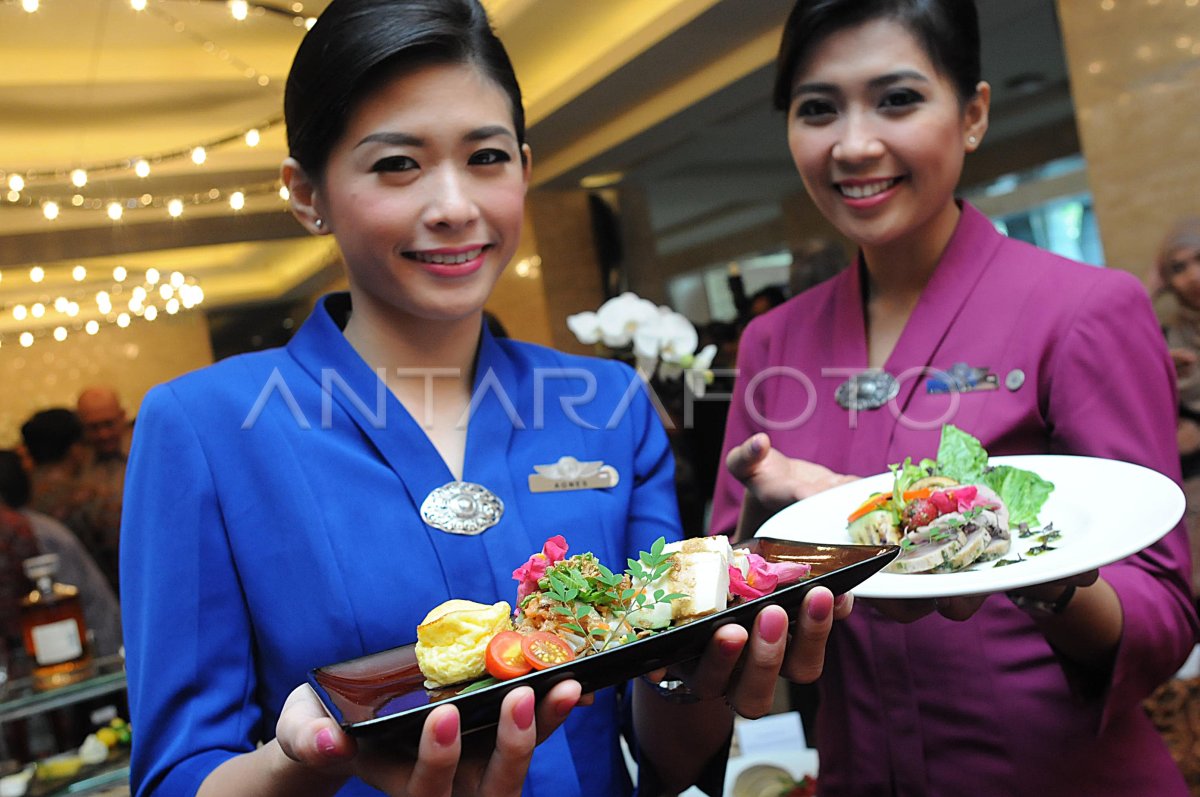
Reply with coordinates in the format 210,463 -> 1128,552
835,370 -> 899,411
420,481 -> 504,535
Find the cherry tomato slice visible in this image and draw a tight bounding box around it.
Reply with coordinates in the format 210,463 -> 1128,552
520,631 -> 575,670
485,631 -> 533,680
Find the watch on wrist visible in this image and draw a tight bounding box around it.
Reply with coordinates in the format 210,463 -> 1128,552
1008,584 -> 1077,617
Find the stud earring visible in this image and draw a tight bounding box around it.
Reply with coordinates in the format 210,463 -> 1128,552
314,218 -> 324,230
968,136 -> 978,146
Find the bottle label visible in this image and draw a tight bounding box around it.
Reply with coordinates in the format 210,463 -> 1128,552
31,619 -> 84,665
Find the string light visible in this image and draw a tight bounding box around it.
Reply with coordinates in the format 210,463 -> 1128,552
106,203 -> 123,221
167,198 -> 184,218
229,191 -> 245,211
70,169 -> 88,188
42,201 -> 59,220
134,159 -> 151,178
7,174 -> 24,192
130,0 -> 147,10
21,0 -> 38,13
29,266 -> 44,283
230,0 -> 249,21
191,147 -> 207,165
0,265 -> 206,349
244,128 -> 260,147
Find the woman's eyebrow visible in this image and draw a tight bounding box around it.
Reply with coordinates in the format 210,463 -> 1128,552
356,131 -> 423,149
792,69 -> 930,99
465,125 -> 516,142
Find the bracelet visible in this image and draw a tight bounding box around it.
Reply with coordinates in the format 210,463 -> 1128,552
639,674 -> 703,704
1008,585 -> 1077,617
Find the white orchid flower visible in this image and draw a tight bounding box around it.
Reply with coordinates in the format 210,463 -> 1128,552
566,310 -> 602,345
634,309 -> 699,381
596,292 -> 658,348
684,343 -> 718,398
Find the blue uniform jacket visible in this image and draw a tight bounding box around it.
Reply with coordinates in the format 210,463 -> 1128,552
121,293 -> 682,796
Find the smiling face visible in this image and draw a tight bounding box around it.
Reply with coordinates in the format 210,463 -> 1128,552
786,18 -> 988,259
288,61 -> 530,330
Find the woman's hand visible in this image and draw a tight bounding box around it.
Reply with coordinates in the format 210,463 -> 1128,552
274,679 -> 583,796
861,569 -> 1100,624
647,586 -> 852,713
726,433 -> 856,513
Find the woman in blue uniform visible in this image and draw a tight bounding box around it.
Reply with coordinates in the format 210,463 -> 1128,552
120,1 -> 846,795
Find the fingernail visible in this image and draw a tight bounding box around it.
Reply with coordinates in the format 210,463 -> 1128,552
719,638 -> 743,656
555,696 -> 577,718
434,712 -> 459,747
749,435 -> 763,455
514,693 -> 535,730
808,592 -> 833,622
315,728 -> 337,757
834,593 -> 850,610
758,609 -> 787,644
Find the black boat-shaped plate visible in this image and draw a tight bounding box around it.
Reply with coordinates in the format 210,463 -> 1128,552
309,538 -> 898,745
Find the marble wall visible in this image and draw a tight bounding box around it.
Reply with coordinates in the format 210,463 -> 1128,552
1057,0 -> 1200,278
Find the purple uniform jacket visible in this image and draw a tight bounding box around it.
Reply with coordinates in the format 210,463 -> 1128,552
712,203 -> 1199,796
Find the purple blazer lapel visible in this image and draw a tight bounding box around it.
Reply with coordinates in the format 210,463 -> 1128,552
884,203 -> 1006,418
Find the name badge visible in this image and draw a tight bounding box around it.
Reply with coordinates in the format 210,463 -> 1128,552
926,362 -> 998,395
528,456 -> 620,493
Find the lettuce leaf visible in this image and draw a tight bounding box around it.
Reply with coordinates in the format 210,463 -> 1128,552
935,425 -> 989,484
980,465 -> 1054,527
934,425 -> 1054,527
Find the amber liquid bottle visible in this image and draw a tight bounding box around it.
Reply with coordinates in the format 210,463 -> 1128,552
20,553 -> 94,690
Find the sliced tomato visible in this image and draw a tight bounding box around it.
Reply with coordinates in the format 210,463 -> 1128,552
520,631 -> 575,670
847,488 -> 936,523
485,631 -> 533,680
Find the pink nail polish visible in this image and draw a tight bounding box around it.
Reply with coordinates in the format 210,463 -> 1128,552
514,694 -> 535,730
316,728 -> 337,756
758,610 -> 787,644
808,592 -> 833,622
719,638 -> 743,656
556,697 -> 576,718
435,712 -> 459,747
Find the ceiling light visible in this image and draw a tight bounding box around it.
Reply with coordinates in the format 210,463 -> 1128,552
71,169 -> 88,188
230,191 -> 245,210
130,0 -> 147,9
53,327 -> 68,342
31,303 -> 45,319
21,0 -> 38,13
134,159 -> 151,178
86,320 -> 100,335
72,265 -> 87,281
144,305 -> 159,321
7,174 -> 24,192
30,266 -> 44,283
167,198 -> 184,218
113,266 -> 127,282
191,147 -> 207,165
230,0 -> 249,21
107,202 -> 123,221
42,201 -> 59,220
279,185 -> 290,200
13,305 -> 28,321
117,313 -> 131,328
245,128 -> 260,147
19,333 -> 34,348
145,268 -> 160,285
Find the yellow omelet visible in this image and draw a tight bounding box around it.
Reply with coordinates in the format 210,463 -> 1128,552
414,599 -> 512,688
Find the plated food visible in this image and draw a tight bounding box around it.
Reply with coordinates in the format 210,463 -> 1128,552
847,426 -> 1054,574
309,537 -> 898,741
414,535 -> 813,689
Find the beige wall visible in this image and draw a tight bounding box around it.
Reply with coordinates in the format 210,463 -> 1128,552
1057,0 -> 1200,278
0,312 -> 213,448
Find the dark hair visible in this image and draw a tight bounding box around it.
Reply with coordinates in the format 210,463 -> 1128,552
285,0 -> 525,181
0,450 -> 30,509
20,409 -> 83,466
773,0 -> 981,111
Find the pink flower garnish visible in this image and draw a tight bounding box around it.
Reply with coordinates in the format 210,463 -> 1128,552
513,535 -> 569,601
728,553 -> 812,599
928,486 -> 997,516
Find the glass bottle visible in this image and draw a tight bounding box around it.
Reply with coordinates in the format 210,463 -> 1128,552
20,553 -> 94,690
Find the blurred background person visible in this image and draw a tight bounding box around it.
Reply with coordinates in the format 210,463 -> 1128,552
0,449 -> 121,658
20,408 -> 122,596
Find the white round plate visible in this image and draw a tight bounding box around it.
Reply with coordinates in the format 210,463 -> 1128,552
755,455 -> 1184,599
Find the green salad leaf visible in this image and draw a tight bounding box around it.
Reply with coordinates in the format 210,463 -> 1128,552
933,425 -> 1054,526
